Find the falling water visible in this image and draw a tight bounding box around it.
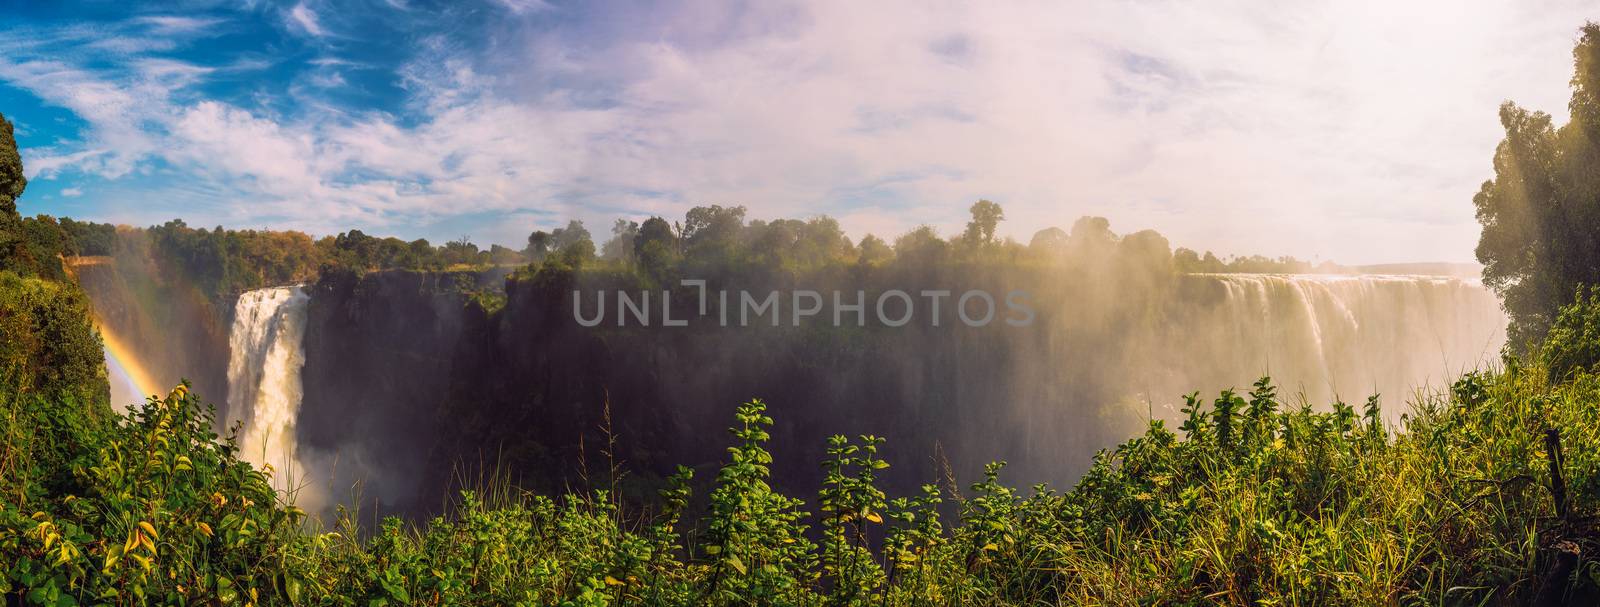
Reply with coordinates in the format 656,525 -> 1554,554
224,286 -> 314,502
1000,272 -> 1507,476
1173,274 -> 1506,411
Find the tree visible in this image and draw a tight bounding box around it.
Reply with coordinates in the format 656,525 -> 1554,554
893,225 -> 947,265
0,112 -> 23,215
333,229 -> 379,269
1538,286 -> 1600,381
489,244 -> 524,265
59,217 -> 116,256
407,238 -> 437,270
635,217 -> 676,253
602,219 -> 640,262
441,235 -> 482,266
1474,23 -> 1600,348
551,220 -> 592,253
525,230 -> 552,261
682,205 -> 746,248
1028,227 -> 1068,254
0,112 -> 27,275
1116,229 -> 1174,278
1173,247 -> 1203,272
856,234 -> 892,265
745,219 -> 801,267
798,216 -> 850,264
634,216 -> 678,277
554,238 -> 595,268
962,199 -> 1004,246
1062,215 -> 1118,265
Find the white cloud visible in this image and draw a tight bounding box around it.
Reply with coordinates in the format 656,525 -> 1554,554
133,16 -> 225,35
491,0 -> 553,16
60,187 -> 82,197
0,59 -> 162,179
479,0 -> 1594,264
287,3 -> 326,38
2,1 -> 1596,263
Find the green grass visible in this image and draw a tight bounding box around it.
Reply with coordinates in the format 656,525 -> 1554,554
4,360 -> 1599,605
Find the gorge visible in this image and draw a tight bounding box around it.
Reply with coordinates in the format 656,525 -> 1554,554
73,258 -> 1505,520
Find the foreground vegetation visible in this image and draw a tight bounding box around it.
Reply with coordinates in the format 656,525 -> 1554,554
5,349 -> 1600,605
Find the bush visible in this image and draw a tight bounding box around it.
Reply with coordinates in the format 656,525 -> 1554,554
6,369 -> 1600,605
0,272 -> 109,410
2,385 -> 307,605
1539,285 -> 1600,382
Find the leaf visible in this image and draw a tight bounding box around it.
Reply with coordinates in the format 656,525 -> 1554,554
102,545 -> 122,572
865,512 -> 883,524
725,556 -> 747,575
603,575 -> 624,587
138,521 -> 158,541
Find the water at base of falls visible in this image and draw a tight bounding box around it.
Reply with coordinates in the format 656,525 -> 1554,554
224,286 -> 315,505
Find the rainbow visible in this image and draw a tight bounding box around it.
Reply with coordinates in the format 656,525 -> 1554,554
63,255 -> 169,407
96,318 -> 163,408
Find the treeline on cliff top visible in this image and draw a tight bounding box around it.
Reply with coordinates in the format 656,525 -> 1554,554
13,200 -> 1334,309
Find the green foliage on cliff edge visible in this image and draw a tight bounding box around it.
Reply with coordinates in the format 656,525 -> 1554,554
0,272 -> 110,406
0,110 -> 110,415
0,111 -> 115,537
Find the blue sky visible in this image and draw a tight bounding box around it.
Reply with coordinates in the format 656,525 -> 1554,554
1,0 -> 1595,263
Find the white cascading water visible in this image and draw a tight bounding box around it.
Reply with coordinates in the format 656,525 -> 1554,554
1003,272 -> 1508,462
1175,274 -> 1505,409
224,286 -> 314,502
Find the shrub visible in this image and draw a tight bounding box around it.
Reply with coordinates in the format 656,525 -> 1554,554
6,370 -> 1600,605
1540,285 -> 1600,382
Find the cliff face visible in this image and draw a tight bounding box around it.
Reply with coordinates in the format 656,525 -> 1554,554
464,269 -> 1158,502
297,269 -> 475,513
295,263 -> 1159,515
290,263 -> 1507,519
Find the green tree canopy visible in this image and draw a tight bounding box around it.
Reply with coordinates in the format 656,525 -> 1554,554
962,199 -> 1004,246
602,218 -> 640,262
550,220 -> 591,252
856,233 -> 892,265
1475,23 -> 1600,348
0,111 -> 23,215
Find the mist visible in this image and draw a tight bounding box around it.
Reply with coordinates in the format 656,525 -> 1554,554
60,210 -> 1500,522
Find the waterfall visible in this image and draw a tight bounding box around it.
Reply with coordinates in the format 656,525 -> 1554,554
1175,273 -> 1505,410
224,286 -> 314,501
1001,272 -> 1507,471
